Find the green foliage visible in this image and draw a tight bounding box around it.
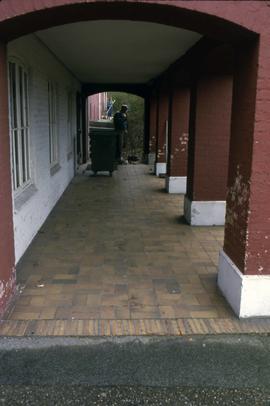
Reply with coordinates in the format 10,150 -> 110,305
108,92 -> 144,158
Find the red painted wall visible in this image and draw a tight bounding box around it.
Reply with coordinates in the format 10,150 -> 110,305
88,93 -> 107,122
0,43 -> 16,316
149,93 -> 157,155
156,81 -> 169,165
0,1 -> 265,42
167,86 -> 190,178
89,94 -> 100,122
187,74 -> 233,201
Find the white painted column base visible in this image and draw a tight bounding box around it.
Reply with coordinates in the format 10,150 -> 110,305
155,162 -> 167,176
148,152 -> 156,173
184,196 -> 226,226
218,250 -> 270,318
165,176 -> 187,194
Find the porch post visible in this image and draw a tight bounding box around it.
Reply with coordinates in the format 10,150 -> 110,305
166,85 -> 190,194
218,38 -> 270,317
156,80 -> 169,176
184,46 -> 233,225
0,42 -> 16,316
143,95 -> 150,163
148,91 -> 158,172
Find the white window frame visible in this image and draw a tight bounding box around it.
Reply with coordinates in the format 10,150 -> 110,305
48,81 -> 59,167
8,58 -> 31,194
67,91 -> 74,157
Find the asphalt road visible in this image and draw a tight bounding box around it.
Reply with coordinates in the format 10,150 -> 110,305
0,335 -> 269,405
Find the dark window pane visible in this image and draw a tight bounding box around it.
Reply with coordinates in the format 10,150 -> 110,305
25,128 -> 30,180
21,129 -> 26,183
9,63 -> 17,128
19,66 -> 24,127
13,130 -> 20,188
24,72 -> 29,127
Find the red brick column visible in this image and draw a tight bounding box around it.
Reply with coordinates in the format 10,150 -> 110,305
155,82 -> 169,176
166,86 -> 190,193
218,38 -> 270,317
184,46 -> 233,226
0,42 -> 16,317
148,91 -> 158,172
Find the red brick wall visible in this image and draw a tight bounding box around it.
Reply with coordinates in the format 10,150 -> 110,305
156,83 -> 169,164
224,38 -> 270,275
149,93 -> 158,155
88,93 -> 107,122
187,74 -> 233,201
0,1 -> 266,43
167,86 -> 190,177
0,43 -> 16,316
88,94 -> 100,122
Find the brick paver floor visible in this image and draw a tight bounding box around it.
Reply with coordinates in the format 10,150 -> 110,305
2,164 -> 269,335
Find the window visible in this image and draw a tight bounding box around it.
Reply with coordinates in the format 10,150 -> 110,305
8,60 -> 30,191
48,82 -> 58,166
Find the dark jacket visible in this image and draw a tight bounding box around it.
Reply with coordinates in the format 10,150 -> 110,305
113,112 -> 128,131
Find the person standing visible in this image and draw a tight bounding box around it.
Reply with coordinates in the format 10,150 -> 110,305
113,104 -> 128,164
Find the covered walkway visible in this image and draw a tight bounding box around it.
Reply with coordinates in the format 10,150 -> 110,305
1,0 -> 270,325
7,165 -> 227,320
1,165 -> 269,335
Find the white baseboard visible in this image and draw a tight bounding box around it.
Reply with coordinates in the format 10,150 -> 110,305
184,196 -> 226,226
165,176 -> 187,194
156,162 -> 167,176
218,250 -> 270,317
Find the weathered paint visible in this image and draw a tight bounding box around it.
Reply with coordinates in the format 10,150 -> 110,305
149,92 -> 158,156
223,37 -> 270,276
167,86 -> 190,179
156,80 -> 169,165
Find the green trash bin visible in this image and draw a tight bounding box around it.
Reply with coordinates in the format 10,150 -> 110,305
90,128 -> 117,176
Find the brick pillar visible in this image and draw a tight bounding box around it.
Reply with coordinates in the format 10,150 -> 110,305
0,42 -> 16,317
143,95 -> 150,163
218,38 -> 270,317
184,50 -> 233,225
155,83 -> 169,176
148,92 -> 157,172
166,86 -> 190,193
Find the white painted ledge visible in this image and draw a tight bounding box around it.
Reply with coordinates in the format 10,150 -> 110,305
155,162 -> 167,176
148,152 -> 156,173
184,196 -> 226,226
218,250 -> 270,318
165,176 -> 187,194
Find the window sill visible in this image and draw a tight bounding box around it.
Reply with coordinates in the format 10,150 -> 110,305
14,184 -> 38,212
50,163 -> 61,177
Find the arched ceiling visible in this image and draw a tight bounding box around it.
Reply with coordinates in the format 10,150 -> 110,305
35,20 -> 201,84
